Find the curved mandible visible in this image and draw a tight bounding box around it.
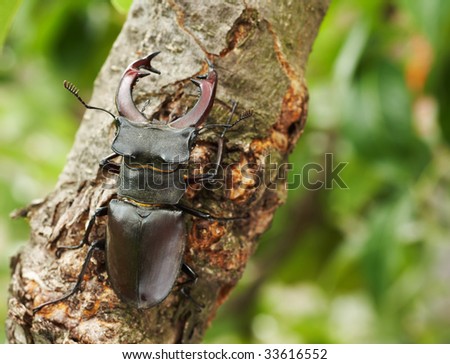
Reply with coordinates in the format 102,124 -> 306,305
115,52 -> 161,124
169,65 -> 217,129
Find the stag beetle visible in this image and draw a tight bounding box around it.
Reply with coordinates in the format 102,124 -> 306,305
33,53 -> 250,312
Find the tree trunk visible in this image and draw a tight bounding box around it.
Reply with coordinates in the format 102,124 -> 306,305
7,0 -> 328,343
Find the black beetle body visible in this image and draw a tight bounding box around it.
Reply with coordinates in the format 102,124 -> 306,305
33,53 -> 249,313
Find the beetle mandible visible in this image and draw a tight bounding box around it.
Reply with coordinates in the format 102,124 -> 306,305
33,52 -> 250,312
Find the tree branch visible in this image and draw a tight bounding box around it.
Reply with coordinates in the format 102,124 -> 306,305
7,0 -> 329,343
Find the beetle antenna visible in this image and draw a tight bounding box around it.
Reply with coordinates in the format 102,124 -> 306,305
219,104 -> 253,137
63,80 -> 116,119
220,110 -> 253,138
238,109 -> 253,122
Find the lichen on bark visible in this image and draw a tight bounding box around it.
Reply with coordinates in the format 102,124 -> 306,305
7,0 -> 329,343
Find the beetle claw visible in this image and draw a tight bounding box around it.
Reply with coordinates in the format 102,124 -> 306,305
116,51 -> 161,122
131,51 -> 161,75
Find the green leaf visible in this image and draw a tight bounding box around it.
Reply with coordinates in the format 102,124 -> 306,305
111,0 -> 133,14
0,0 -> 22,50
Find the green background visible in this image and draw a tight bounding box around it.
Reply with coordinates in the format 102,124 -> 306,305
1,0 -> 450,343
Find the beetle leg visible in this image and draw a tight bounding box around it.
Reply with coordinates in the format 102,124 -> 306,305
33,239 -> 106,313
99,152 -> 119,167
174,306 -> 199,343
56,206 -> 108,258
175,264 -> 205,342
99,153 -> 121,175
186,103 -> 237,184
179,263 -> 204,312
187,102 -> 252,185
101,165 -> 120,175
176,204 -> 247,221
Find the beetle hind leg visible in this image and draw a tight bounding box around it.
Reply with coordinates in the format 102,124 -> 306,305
178,263 -> 204,312
173,263 -> 207,343
33,239 -> 106,313
175,304 -> 202,343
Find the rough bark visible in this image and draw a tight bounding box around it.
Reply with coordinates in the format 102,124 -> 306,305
7,0 -> 328,343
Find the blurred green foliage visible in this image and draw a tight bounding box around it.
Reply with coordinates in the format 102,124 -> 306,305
1,0 -> 449,343
0,0 -> 22,49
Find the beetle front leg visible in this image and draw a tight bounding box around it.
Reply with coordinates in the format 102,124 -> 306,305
99,153 -> 121,175
56,206 -> 108,258
187,101 -> 252,185
34,239 -> 106,313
